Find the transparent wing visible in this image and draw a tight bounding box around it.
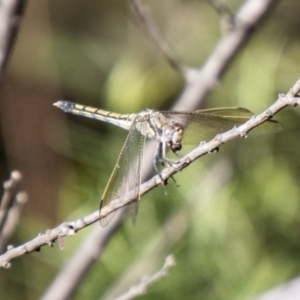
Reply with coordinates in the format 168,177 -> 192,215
163,107 -> 282,144
99,120 -> 146,227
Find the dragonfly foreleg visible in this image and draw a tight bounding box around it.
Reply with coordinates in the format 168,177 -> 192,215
153,142 -> 180,188
154,142 -> 175,170
153,143 -> 166,185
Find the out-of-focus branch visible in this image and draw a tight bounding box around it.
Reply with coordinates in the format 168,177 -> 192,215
252,276 -> 300,300
0,192 -> 27,254
0,171 -> 27,253
0,171 -> 22,227
0,0 -> 27,77
1,78 -> 299,268
128,0 -> 188,77
114,255 -> 176,300
41,212 -> 126,300
175,0 -> 278,110
128,0 -> 277,110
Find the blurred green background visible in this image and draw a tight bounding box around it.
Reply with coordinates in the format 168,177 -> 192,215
1,0 -> 300,299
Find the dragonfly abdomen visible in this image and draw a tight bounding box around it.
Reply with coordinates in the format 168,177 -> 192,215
54,101 -> 136,130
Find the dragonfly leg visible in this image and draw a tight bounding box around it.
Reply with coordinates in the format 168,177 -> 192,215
153,143 -> 161,174
153,143 -> 180,188
153,143 -> 167,185
154,142 -> 174,169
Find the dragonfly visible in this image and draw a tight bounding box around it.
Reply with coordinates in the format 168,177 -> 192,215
54,101 -> 282,227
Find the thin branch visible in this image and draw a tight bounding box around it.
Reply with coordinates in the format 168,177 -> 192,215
0,170 -> 22,231
0,191 -> 27,253
0,0 -> 27,77
41,212 -> 126,300
175,0 -> 278,110
128,0 -> 188,76
1,78 -> 299,268
114,255 -> 176,300
128,0 -> 277,109
0,171 -> 27,254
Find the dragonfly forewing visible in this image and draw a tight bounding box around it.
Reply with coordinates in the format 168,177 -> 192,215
99,118 -> 146,227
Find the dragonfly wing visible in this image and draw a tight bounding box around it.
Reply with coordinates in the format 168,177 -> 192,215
163,108 -> 282,144
99,120 -> 146,227
128,119 -> 147,225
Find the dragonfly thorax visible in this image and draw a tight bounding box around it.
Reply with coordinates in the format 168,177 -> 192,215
161,123 -> 184,153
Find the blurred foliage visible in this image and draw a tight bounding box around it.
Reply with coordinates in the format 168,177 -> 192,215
1,0 -> 300,300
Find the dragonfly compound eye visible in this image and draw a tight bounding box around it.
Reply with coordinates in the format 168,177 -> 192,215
172,123 -> 184,144
162,125 -> 176,142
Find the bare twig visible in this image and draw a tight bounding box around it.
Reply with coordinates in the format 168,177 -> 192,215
128,0 -> 277,110
114,255 -> 176,300
1,78 -> 299,268
128,0 -> 188,76
175,0 -> 278,110
0,170 -> 22,230
0,171 -> 27,254
41,212 -> 126,300
0,0 -> 27,76
0,191 -> 27,253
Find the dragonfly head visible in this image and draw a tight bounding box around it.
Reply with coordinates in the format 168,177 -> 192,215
162,123 -> 184,153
